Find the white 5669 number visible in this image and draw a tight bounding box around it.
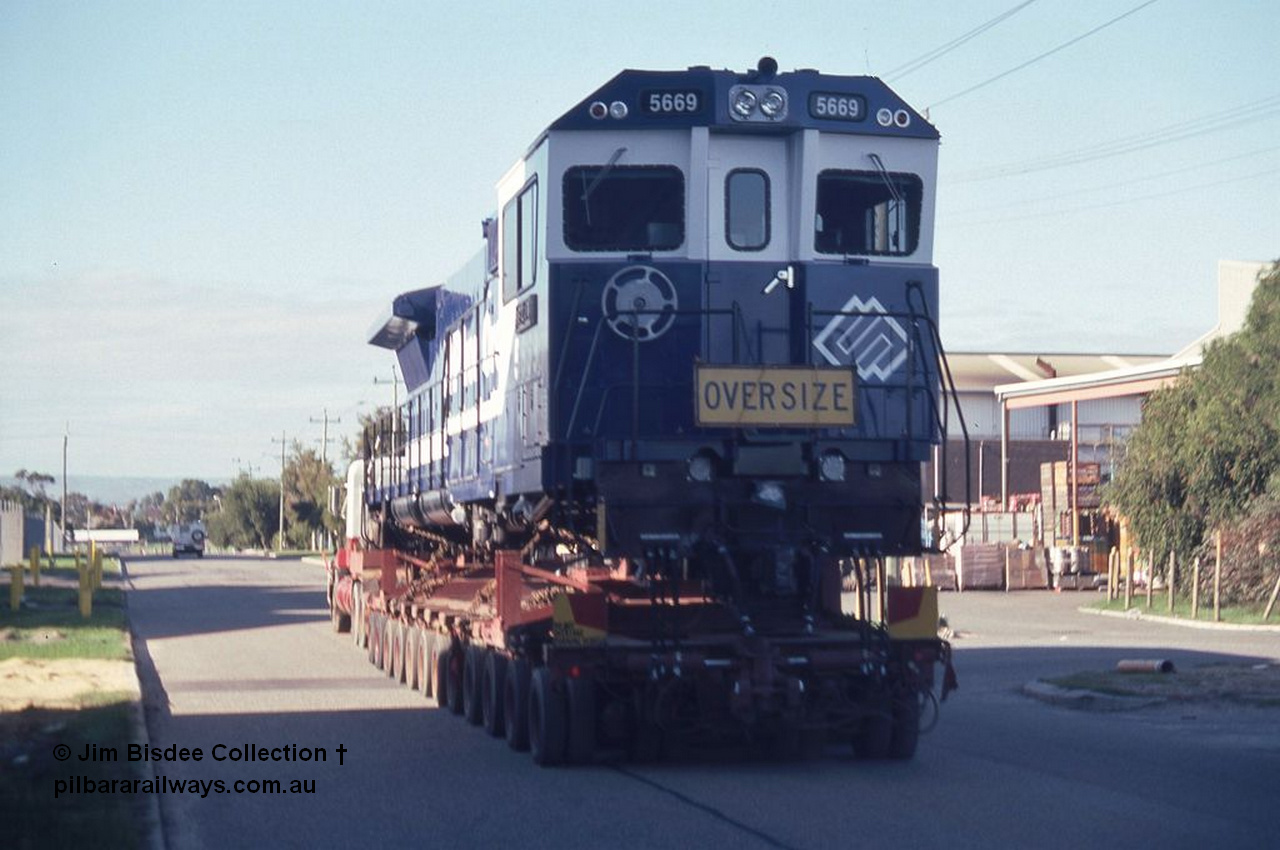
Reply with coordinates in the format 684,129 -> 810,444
810,93 -> 865,120
647,91 -> 699,113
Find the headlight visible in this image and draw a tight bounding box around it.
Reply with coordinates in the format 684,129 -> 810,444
759,90 -> 786,118
732,89 -> 758,118
609,101 -> 629,120
688,454 -> 715,483
818,451 -> 846,482
752,481 -> 786,510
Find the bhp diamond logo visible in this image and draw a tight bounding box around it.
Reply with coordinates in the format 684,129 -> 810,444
812,295 -> 908,382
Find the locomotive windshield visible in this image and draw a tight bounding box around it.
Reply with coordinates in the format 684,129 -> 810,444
563,165 -> 684,252
814,169 -> 922,256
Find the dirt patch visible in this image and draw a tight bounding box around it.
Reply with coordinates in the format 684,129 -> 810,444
0,657 -> 139,712
1047,663 -> 1280,707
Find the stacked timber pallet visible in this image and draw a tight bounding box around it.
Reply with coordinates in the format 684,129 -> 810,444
897,554 -> 957,590
954,544 -> 1004,590
1006,547 -> 1049,590
953,544 -> 1049,591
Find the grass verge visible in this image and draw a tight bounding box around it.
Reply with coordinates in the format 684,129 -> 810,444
1086,596 -> 1279,626
1046,662 -> 1280,707
1,577 -> 144,849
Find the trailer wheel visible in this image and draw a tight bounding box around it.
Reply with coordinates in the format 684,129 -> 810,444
368,613 -> 382,666
386,622 -> 398,678
529,668 -> 566,767
407,627 -> 422,691
421,633 -> 438,699
482,651 -> 507,737
889,692 -> 921,760
331,603 -> 350,634
435,645 -> 455,710
352,585 -> 365,649
565,675 -> 596,764
463,646 -> 485,725
504,658 -> 531,751
446,647 -> 465,715
396,624 -> 410,685
853,693 -> 893,760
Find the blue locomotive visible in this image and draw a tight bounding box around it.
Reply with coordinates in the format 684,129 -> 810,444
364,56 -> 954,610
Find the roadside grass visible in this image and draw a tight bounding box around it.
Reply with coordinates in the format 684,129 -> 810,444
1046,662 -> 1280,707
0,694 -> 145,850
1,577 -> 143,849
1086,596 -> 1278,626
1,585 -> 129,661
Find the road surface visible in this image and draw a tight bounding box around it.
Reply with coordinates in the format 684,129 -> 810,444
125,555 -> 1279,849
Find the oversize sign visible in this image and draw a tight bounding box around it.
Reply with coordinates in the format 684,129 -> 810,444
695,365 -> 857,428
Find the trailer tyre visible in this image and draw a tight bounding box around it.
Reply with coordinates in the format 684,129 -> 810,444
407,627 -> 422,691
504,659 -> 531,751
889,692 -> 921,760
421,633 -> 439,699
352,585 -> 364,649
462,646 -> 485,725
853,693 -> 893,760
565,676 -> 596,764
482,651 -> 507,737
529,668 -> 566,767
435,645 -> 456,710
446,648 -> 465,715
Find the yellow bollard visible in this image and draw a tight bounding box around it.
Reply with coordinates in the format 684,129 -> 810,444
29,546 -> 41,587
92,548 -> 103,591
79,561 -> 92,618
9,565 -> 22,611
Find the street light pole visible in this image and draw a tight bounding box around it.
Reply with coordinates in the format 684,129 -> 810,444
271,431 -> 287,552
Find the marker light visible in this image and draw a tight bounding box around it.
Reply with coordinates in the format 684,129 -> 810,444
759,90 -> 786,118
876,108 -> 893,127
894,109 -> 911,128
732,89 -> 758,118
610,101 -> 629,120
589,101 -> 608,120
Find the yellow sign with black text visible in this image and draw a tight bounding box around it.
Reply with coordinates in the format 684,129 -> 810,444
695,365 -> 857,428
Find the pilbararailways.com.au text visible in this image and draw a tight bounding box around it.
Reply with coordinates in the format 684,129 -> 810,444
56,775 -> 321,799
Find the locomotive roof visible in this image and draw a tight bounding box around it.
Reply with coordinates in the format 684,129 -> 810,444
547,59 -> 939,141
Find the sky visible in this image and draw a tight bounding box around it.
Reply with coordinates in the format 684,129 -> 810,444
1,0 -> 1276,484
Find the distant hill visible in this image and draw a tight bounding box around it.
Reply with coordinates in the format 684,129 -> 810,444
0,475 -> 229,505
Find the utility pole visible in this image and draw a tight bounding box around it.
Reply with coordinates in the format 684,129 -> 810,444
309,408 -> 341,550
271,431 -> 287,552
373,365 -> 400,459
61,425 -> 68,553
309,408 -> 342,473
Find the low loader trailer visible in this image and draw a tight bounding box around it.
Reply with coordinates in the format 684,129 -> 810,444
327,545 -> 955,766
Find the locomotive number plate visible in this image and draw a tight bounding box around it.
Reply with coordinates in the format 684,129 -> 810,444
695,365 -> 857,428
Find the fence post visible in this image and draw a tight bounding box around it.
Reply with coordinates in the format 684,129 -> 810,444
1264,572 -> 1280,621
1108,547 -> 1117,602
1145,553 -> 1153,609
8,564 -> 21,611
79,557 -> 92,618
1124,550 -> 1133,610
1167,550 -> 1176,614
1187,558 -> 1198,617
1213,531 -> 1222,622
29,545 -> 40,587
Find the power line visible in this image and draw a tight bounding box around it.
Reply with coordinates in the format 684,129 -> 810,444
884,0 -> 1042,82
950,94 -> 1280,182
946,164 -> 1280,228
927,0 -> 1160,111
949,145 -> 1280,215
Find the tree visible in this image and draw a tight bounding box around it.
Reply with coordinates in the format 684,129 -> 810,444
1107,261 -> 1280,601
283,442 -> 339,548
207,476 -> 279,550
164,479 -> 219,523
